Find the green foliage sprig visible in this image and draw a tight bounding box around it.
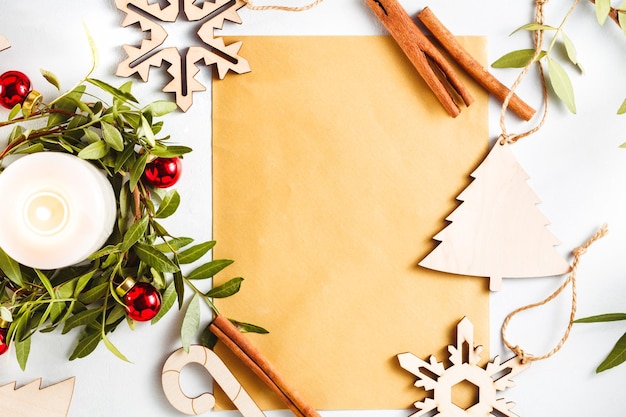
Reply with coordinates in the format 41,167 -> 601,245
492,0 -> 625,115
0,72 -> 266,370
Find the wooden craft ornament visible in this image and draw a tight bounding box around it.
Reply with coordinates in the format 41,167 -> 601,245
398,318 -> 529,417
162,345 -> 266,416
115,0 -> 250,111
420,141 -> 570,291
0,378 -> 75,417
0,36 -> 9,52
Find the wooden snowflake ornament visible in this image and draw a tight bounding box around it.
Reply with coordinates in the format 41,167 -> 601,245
398,318 -> 529,417
0,378 -> 75,417
115,0 -> 250,111
420,141 -> 570,291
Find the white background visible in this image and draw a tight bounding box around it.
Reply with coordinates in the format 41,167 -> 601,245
1,1 -> 626,416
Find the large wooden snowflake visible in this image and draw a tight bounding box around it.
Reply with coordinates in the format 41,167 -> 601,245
115,0 -> 250,111
398,318 -> 529,417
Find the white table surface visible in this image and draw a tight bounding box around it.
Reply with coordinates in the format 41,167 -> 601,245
2,1 -> 626,416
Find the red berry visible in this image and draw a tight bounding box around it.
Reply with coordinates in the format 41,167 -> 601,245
123,282 -> 162,322
0,71 -> 32,109
143,157 -> 182,188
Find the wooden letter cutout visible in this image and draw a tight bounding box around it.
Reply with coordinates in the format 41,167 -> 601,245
162,345 -> 266,416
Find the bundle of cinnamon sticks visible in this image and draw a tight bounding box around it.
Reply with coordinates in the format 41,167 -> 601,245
365,0 -> 536,120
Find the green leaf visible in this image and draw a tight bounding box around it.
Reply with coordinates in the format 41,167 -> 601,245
201,325 -> 219,350
229,318 -> 269,334
181,294 -> 201,352
101,121 -> 124,152
547,57 -> 576,113
620,11 -> 626,36
129,152 -> 148,191
40,69 -> 61,91
8,104 -> 21,121
618,98 -> 626,115
206,277 -> 244,298
151,145 -> 193,158
0,247 -> 23,286
561,31 -> 579,67
74,271 -> 96,297
121,216 -> 149,252
151,283 -> 177,324
597,332 -> 626,372
102,334 -> 131,362
492,49 -> 546,68
35,270 -> 55,299
187,259 -> 234,280
178,241 -> 216,264
154,237 -> 194,253
134,242 -> 180,273
140,115 -> 156,147
78,140 -> 108,160
69,330 -> 102,360
143,100 -> 178,117
575,313 -> 626,323
89,244 -> 121,260
510,22 -> 557,35
15,335 -> 31,370
87,78 -> 138,104
174,270 -> 185,308
155,190 -> 180,219
595,0 -> 612,25
62,308 -> 103,334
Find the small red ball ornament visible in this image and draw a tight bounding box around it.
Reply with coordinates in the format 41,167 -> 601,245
143,157 -> 182,188
116,277 -> 162,321
0,318 -> 10,355
0,71 -> 36,109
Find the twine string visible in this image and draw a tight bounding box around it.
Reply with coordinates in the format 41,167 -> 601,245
498,0 -> 550,145
501,224 -> 608,364
242,0 -> 324,12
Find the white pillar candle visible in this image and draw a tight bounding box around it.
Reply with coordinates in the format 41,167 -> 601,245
0,152 -> 117,270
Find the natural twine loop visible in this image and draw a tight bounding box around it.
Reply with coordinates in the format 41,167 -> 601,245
499,0 -> 550,145
501,224 -> 608,364
242,0 -> 324,12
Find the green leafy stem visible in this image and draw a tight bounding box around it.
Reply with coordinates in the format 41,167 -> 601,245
492,0 -> 626,116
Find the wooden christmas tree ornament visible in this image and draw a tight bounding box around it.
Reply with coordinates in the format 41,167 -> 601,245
0,36 -> 9,52
162,345 -> 266,416
115,0 -> 250,111
0,378 -> 75,417
420,141 -> 570,291
398,318 -> 529,417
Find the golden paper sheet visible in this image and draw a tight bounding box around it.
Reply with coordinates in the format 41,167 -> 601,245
213,36 -> 489,410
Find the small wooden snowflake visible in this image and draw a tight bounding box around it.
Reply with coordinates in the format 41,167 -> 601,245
115,0 -> 250,111
398,317 -> 529,417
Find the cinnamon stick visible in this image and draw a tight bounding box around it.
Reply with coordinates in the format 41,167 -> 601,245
365,0 -> 472,117
209,315 -> 321,417
417,7 -> 536,121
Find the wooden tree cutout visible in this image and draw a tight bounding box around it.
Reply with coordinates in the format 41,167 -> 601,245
0,377 -> 75,417
419,142 -> 570,291
0,35 -> 10,52
115,0 -> 250,111
398,318 -> 529,417
162,345 -> 266,416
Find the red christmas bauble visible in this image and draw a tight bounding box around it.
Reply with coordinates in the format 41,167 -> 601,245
143,157 -> 182,188
0,71 -> 32,109
123,282 -> 162,322
0,327 -> 8,355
